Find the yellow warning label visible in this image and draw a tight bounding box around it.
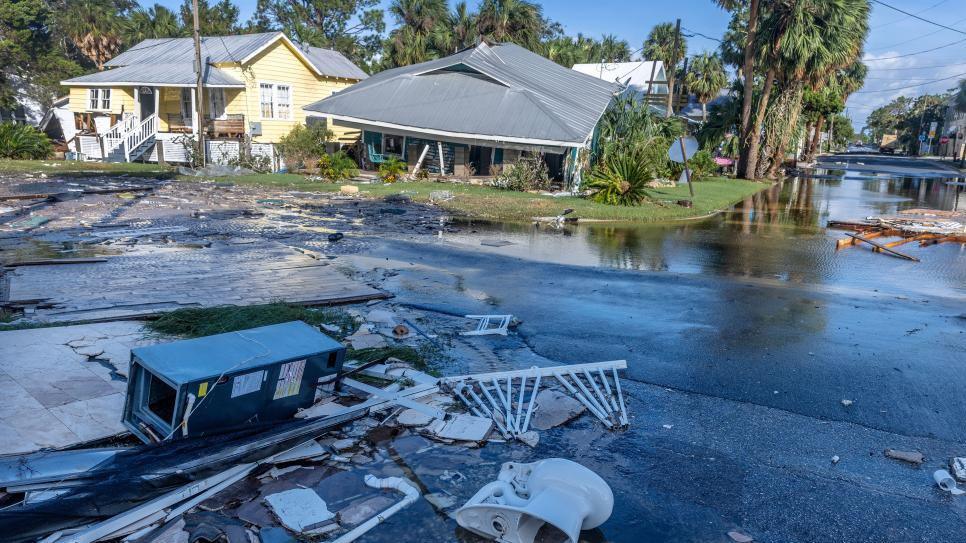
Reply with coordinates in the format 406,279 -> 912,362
198,382 -> 208,397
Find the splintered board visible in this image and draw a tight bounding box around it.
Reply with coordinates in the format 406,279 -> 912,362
5,242 -> 386,322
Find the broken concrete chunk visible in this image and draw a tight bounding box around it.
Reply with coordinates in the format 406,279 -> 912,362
529,389 -> 587,431
397,408 -> 435,427
430,414 -> 493,441
331,438 -> 359,452
264,488 -> 335,533
728,531 -> 754,543
340,185 -> 359,194
950,457 -> 966,482
884,449 -> 924,465
366,309 -> 397,325
347,333 -> 388,350
518,430 -> 539,448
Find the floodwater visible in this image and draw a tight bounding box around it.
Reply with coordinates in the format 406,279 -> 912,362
447,169 -> 966,299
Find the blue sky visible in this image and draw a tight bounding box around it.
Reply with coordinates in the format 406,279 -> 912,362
155,0 -> 966,130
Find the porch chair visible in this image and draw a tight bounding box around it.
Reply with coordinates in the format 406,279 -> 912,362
367,143 -> 386,166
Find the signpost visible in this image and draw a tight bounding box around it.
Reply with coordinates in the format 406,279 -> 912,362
668,136 -> 699,199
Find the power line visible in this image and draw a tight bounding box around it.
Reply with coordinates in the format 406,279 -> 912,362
868,61 -> 966,71
681,27 -> 723,43
869,15 -> 966,52
871,0 -> 949,29
869,0 -> 966,35
863,37 -> 966,60
852,71 -> 966,93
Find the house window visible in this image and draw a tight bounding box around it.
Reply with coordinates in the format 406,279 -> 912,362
259,82 -> 292,120
180,88 -> 193,120
208,88 -> 226,119
383,134 -> 404,156
88,89 -> 111,111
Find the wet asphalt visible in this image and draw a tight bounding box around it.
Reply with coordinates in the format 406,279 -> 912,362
348,155 -> 966,542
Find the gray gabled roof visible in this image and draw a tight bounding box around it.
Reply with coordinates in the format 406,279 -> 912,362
62,63 -> 244,87
101,32 -> 367,80
304,42 -> 618,146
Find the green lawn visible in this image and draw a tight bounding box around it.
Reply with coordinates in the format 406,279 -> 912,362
0,159 -> 175,178
203,175 -> 770,222
0,160 -> 770,222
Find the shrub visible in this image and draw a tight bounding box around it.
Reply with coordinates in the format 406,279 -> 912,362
685,149 -> 717,179
0,123 -> 52,159
379,156 -> 407,183
277,123 -> 333,169
318,151 -> 358,181
585,150 -> 651,206
494,154 -> 551,191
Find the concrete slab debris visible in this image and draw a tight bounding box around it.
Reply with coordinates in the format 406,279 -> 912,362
263,488 -> 335,533
529,389 -> 587,431
397,408 -> 435,427
427,414 -> 493,441
951,457 -> 966,482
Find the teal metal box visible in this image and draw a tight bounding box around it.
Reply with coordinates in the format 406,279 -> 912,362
123,321 -> 345,443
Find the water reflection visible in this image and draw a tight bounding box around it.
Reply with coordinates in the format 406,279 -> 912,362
448,171 -> 965,297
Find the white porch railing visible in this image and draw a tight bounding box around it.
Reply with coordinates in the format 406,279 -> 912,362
124,114 -> 158,162
104,114 -> 139,139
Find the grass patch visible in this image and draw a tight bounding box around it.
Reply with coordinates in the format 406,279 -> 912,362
347,345 -> 440,376
145,302 -> 356,339
191,175 -> 770,222
0,159 -> 176,179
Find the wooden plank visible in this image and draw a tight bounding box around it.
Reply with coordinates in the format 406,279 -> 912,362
845,233 -> 920,262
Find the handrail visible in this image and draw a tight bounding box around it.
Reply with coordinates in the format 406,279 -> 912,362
124,114 -> 158,161
104,114 -> 139,139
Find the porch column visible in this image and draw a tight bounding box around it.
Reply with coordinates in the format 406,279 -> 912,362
190,87 -> 198,136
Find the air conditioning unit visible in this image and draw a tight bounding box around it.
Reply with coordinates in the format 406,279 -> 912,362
123,321 -> 345,443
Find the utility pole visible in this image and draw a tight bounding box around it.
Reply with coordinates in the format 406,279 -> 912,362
668,18 -> 681,118
192,0 -> 206,166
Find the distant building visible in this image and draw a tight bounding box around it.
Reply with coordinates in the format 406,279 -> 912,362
939,91 -> 965,160
572,61 -> 668,102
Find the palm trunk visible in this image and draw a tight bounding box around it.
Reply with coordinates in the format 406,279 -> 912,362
800,122 -> 814,161
666,74 -> 676,117
807,116 -> 825,161
736,0 -> 761,179
742,66 -> 775,180
702,102 -> 707,122
766,81 -> 804,179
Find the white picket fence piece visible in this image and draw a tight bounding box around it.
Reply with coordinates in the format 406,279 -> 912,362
445,360 -> 628,442
461,314 -> 512,336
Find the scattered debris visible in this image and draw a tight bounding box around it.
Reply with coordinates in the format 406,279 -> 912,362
330,475 -> 420,543
461,314 -> 513,336
728,530 -> 754,543
831,216 -> 966,258
425,414 -> 493,442
884,449 -> 924,465
340,185 -> 359,195
429,190 -> 453,202
933,470 -> 965,496
951,457 -> 966,482
480,239 -> 513,247
831,455 -> 840,465
528,389 -> 586,431
841,399 -> 853,407
328,232 -> 345,242
264,488 -> 336,534
456,458 -> 613,543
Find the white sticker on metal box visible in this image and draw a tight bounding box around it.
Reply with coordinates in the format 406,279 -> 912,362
231,370 -> 265,398
273,359 -> 306,400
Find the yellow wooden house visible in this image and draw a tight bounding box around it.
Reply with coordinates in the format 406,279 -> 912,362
60,32 -> 367,166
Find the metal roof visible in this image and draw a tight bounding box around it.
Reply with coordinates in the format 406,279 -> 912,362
101,32 -> 366,80
62,63 -> 244,87
131,321 -> 343,385
300,46 -> 369,80
304,42 -> 618,146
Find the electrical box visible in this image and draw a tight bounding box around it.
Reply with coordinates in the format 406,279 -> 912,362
249,121 -> 262,136
123,321 -> 345,443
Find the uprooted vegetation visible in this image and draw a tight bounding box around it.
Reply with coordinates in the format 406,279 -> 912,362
145,302 -> 357,339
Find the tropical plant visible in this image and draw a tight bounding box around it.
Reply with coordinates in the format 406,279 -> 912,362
384,0 -> 449,66
493,154 -> 550,191
596,92 -> 685,165
318,151 -> 358,180
685,52 -> 727,122
0,123 -> 53,159
379,156 -> 407,182
56,0 -> 132,69
124,4 -> 183,43
586,150 -> 651,206
476,0 -> 545,50
643,21 -> 687,117
447,1 -> 477,52
277,123 -> 333,170
685,149 -> 717,179
714,0 -> 762,179
178,0 -> 239,35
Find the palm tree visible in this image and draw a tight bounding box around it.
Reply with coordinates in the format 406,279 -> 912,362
448,1 -> 477,52
385,0 -> 449,67
643,22 -> 687,117
756,0 -> 869,178
597,34 -> 631,63
476,0 -> 544,50
802,58 -> 865,161
714,0 -> 762,180
125,4 -> 183,43
57,0 -> 130,70
685,52 -> 727,122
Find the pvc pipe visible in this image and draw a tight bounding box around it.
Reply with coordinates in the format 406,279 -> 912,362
331,475 -> 420,543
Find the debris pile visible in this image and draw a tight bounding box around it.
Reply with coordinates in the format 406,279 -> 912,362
830,213 -> 966,260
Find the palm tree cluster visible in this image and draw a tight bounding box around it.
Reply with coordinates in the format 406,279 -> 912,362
382,0 -> 633,69
713,0 -> 871,179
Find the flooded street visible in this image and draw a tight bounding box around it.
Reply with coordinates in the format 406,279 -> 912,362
444,157 -> 966,299
351,154 -> 966,542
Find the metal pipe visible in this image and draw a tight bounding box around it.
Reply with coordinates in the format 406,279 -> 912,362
491,378 -> 515,432
515,375 -> 527,434
478,383 -> 513,436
